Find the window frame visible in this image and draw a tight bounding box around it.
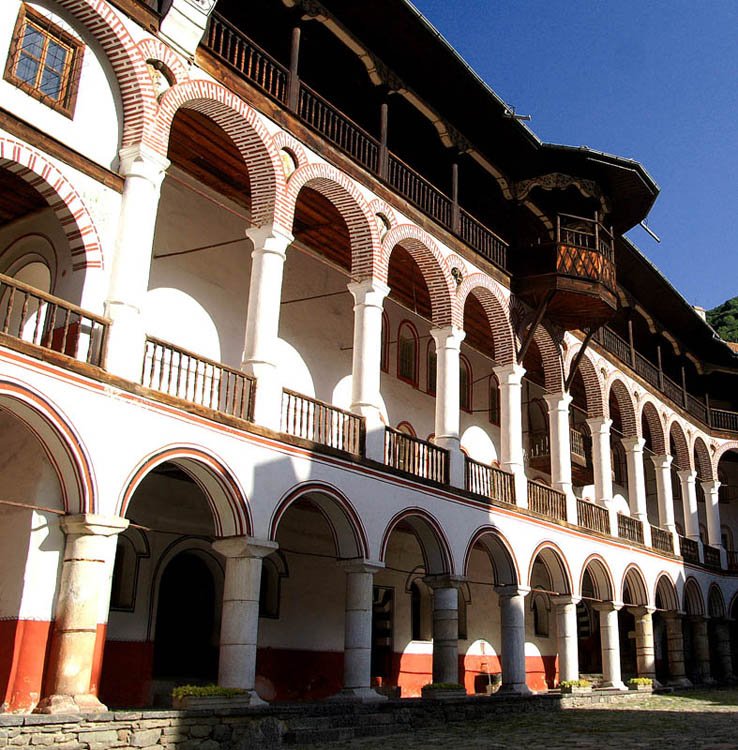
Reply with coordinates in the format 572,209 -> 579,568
396,320 -> 419,387
459,353 -> 472,413
380,311 -> 390,373
5,4 -> 85,118
426,339 -> 437,395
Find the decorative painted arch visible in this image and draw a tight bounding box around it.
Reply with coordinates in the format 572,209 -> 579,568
271,131 -> 307,173
463,525 -> 519,585
714,441 -> 738,472
668,419 -> 692,471
708,583 -> 726,619
120,445 -> 251,538
692,436 -> 714,481
0,137 -> 104,270
0,378 -> 95,514
55,0 -> 158,148
640,399 -> 667,455
567,345 -> 604,417
154,80 -> 284,228
380,507 -> 453,575
579,554 -> 615,601
455,274 -> 516,366
136,37 -> 189,85
270,481 -> 369,560
606,377 -> 638,437
621,564 -> 649,606
654,572 -> 679,611
682,576 -> 705,616
527,542 -> 572,594
380,224 -> 456,328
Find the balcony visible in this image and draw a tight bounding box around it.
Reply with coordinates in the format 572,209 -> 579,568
617,513 -> 644,545
513,213 -> 617,330
679,536 -> 700,564
650,525 -> 674,554
527,427 -> 592,485
465,458 -> 515,505
528,480 -> 567,522
577,499 -> 610,535
384,427 -> 448,484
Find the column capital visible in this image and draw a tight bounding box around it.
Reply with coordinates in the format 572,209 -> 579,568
586,416 -> 612,435
493,362 -> 526,385
627,605 -> 656,617
677,468 -> 697,482
60,514 -> 129,537
347,279 -> 390,307
650,453 -> 673,471
620,436 -> 646,453
423,573 -> 466,590
543,391 -> 573,410
662,610 -> 687,621
553,594 -> 581,607
592,601 -> 623,613
700,478 -> 721,493
339,558 -> 385,575
212,535 -> 279,559
118,143 -> 170,184
246,224 -> 294,257
494,584 -> 531,599
430,325 -> 465,350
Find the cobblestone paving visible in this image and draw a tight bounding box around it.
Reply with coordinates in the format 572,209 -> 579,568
329,690 -> 738,750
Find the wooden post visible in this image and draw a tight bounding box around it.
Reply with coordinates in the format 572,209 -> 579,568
705,393 -> 712,428
378,99 -> 389,179
627,317 -> 636,368
287,25 -> 301,111
681,364 -> 688,408
656,344 -> 664,391
451,161 -> 460,234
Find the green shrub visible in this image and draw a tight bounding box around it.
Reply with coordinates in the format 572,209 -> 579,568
171,684 -> 248,700
628,677 -> 653,687
559,679 -> 591,688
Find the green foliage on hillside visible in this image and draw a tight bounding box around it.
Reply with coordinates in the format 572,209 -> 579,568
707,297 -> 738,343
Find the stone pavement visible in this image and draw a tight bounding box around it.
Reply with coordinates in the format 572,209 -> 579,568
327,689 -> 738,750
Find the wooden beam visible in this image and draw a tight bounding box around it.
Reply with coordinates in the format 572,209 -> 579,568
517,291 -> 554,365
565,327 -> 598,392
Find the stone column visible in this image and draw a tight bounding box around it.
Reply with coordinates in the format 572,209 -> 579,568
544,392 -> 576,522
241,225 -> 294,430
663,612 -> 692,687
425,575 -> 461,685
586,417 -> 617,535
554,595 -> 580,684
105,145 -> 169,381
629,606 -> 658,684
701,480 -> 725,565
348,280 -> 390,461
621,437 -> 652,547
677,470 -> 701,541
651,454 -> 679,551
495,585 -> 532,695
494,363 -> 527,506
35,514 -> 129,714
212,536 -> 279,704
691,616 -> 714,684
593,602 -> 626,690
430,326 -> 466,488
713,618 -> 735,681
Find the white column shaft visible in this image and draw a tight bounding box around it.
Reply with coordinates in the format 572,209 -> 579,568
545,392 -> 575,521
595,604 -> 625,689
651,454 -> 676,531
430,586 -> 459,684
678,470 -> 700,540
701,480 -> 722,549
555,598 -> 579,683
496,586 -> 531,694
631,607 -> 656,680
495,364 -> 527,506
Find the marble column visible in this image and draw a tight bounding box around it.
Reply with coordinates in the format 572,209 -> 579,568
629,606 -> 658,685
691,616 -> 714,684
425,575 -> 461,685
593,602 -> 626,690
586,417 -> 618,536
713,618 -> 735,682
495,585 -> 531,695
554,595 -> 580,684
544,392 -> 576,522
651,454 -> 679,553
621,437 -> 652,547
663,612 -> 692,687
494,363 -> 527,506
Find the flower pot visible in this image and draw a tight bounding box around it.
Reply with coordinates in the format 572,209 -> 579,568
560,685 -> 592,695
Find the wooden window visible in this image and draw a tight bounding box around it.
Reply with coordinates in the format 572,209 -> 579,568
380,311 -> 390,373
459,355 -> 472,412
489,375 -> 500,425
397,321 -> 418,386
5,5 -> 85,117
426,341 -> 437,395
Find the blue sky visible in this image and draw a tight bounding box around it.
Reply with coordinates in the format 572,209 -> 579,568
412,0 -> 738,310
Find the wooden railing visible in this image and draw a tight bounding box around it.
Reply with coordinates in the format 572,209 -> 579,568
459,210 -> 508,269
528,428 -> 587,462
465,458 -> 515,505
557,212 -> 614,261
528,481 -> 567,521
679,536 -> 700,564
386,153 -> 453,228
650,525 -> 674,554
385,427 -> 448,483
142,337 -> 255,421
703,544 -> 722,570
570,429 -> 587,460
577,500 -> 610,535
281,389 -> 363,455
711,409 -> 738,433
0,273 -> 109,367
617,513 -> 644,544
727,550 -> 738,572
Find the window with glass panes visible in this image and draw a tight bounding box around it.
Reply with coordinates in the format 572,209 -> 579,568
5,6 -> 84,117
397,322 -> 418,386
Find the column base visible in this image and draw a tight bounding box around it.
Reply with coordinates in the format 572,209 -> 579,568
330,687 -> 388,702
246,690 -> 269,707
497,683 -> 532,696
599,681 -> 628,691
33,693 -> 107,715
667,677 -> 693,688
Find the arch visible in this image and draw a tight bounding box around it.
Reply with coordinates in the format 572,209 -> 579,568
154,80 -> 284,228
271,132 -> 307,175
621,564 -> 649,606
380,224 -> 455,327
270,481 -> 369,560
532,323 -> 565,392
136,37 -> 188,86
0,378 -> 95,514
682,576 -> 705,616
708,584 -> 726,619
0,137 -> 104,270
455,274 -> 515,366
567,346 -> 604,417
55,0 -> 158,147
120,445 -> 251,538
380,508 -> 452,575
640,399 -> 666,455
654,572 -> 679,611
693,436 -> 714,481
579,555 -> 615,601
713,441 -> 738,471
668,419 -> 692,471
606,377 -> 638,437
463,526 -> 519,585
527,542 -> 572,594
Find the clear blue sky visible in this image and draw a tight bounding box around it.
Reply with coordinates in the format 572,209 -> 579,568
412,0 -> 738,310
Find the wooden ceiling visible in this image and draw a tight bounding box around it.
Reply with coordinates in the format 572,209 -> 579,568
0,168 -> 47,224
293,187 -> 351,271
387,245 -> 432,320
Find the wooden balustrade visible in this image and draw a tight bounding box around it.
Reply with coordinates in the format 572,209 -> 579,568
281,389 -> 364,455
679,536 -> 700,564
465,457 -> 515,505
386,154 -> 452,228
577,499 -> 610,535
617,513 -> 644,544
0,272 -> 109,367
711,409 -> 738,433
459,210 -> 508,269
528,481 -> 567,521
650,525 -> 674,554
570,428 -> 586,460
143,337 -> 255,421
727,550 -> 738,572
385,427 -> 448,483
703,544 -> 722,570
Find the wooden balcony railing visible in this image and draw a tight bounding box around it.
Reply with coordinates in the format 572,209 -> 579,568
711,409 -> 738,433
0,273 -> 109,368
570,429 -> 586,461
703,544 -> 722,570
650,525 -> 674,554
387,153 -> 453,228
577,499 -> 610,535
727,550 -> 738,572
385,427 -> 448,484
459,210 -> 508,269
281,389 -> 363,455
528,481 -> 567,521
143,337 -> 255,421
528,428 -> 587,462
465,457 -> 515,505
679,536 -> 700,564
558,212 -> 614,261
617,513 -> 644,544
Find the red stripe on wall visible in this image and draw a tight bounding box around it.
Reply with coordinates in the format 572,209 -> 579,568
0,619 -> 52,712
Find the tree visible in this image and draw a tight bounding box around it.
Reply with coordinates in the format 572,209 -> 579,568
707,297 -> 738,343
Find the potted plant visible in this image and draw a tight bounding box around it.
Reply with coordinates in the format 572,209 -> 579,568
627,677 -> 653,692
421,682 -> 466,700
171,684 -> 253,710
559,679 -> 592,695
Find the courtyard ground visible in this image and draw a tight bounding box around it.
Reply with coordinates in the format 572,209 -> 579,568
328,689 -> 738,750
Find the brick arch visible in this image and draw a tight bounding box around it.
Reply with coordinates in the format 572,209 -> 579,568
271,131 -> 307,172
668,419 -> 692,471
640,399 -> 666,455
606,377 -> 638,437
566,345 -> 604,417
136,38 -> 189,85
532,323 -> 564,393
154,80 -> 284,228
0,137 -> 103,270
367,199 -> 398,229
693,436 -> 714,481
714,441 -> 738,472
456,274 -> 515,366
380,224 -> 456,328
56,0 -> 157,148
